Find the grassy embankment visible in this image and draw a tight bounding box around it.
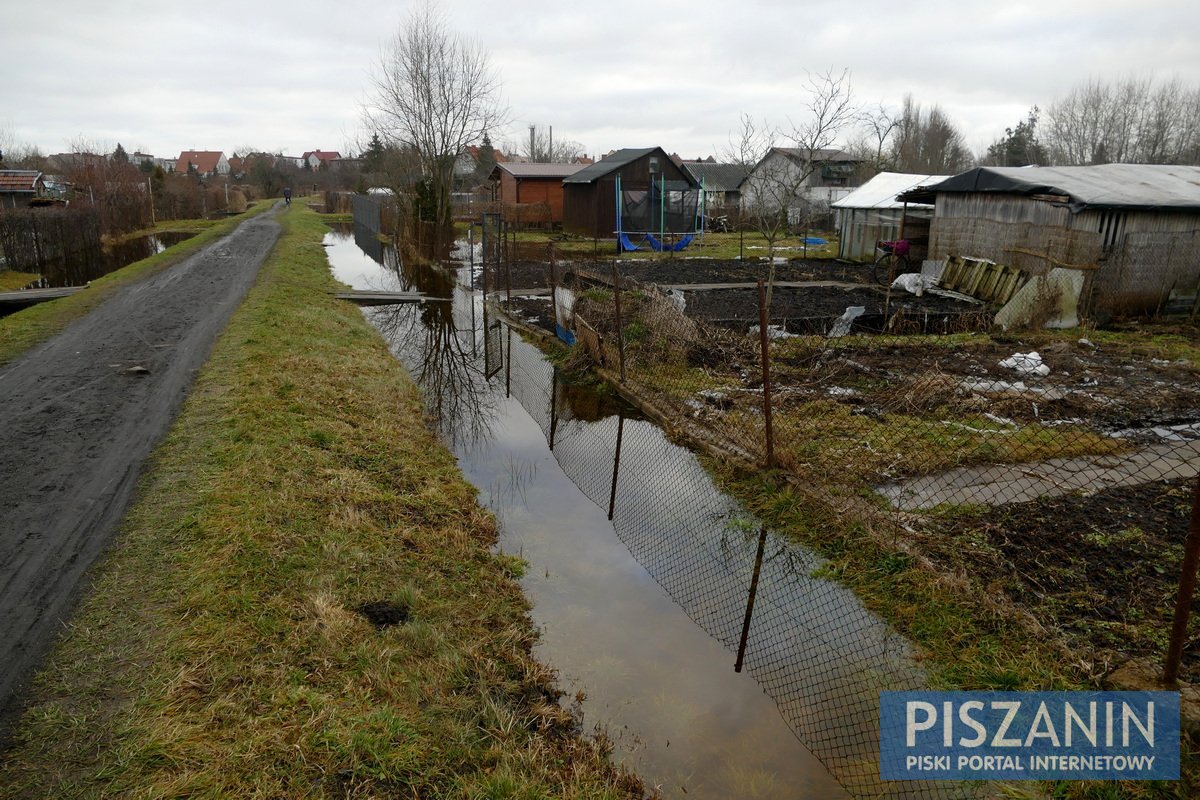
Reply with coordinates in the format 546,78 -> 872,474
0,201 -> 274,367
0,204 -> 638,799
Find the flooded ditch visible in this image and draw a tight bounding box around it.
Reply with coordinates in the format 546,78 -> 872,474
324,225 -> 963,799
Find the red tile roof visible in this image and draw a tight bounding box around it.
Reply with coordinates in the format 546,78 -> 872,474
0,170 -> 42,192
176,151 -> 225,173
302,150 -> 341,163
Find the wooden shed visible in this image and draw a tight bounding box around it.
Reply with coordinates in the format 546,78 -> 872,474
901,165 -> 1200,315
488,162 -> 584,226
830,172 -> 948,261
562,147 -> 697,238
0,170 -> 46,209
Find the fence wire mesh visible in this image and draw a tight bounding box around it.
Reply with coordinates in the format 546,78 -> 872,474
498,327 -> 965,799
496,258 -> 1200,791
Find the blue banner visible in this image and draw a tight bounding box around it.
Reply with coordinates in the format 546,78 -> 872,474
880,691 -> 1179,780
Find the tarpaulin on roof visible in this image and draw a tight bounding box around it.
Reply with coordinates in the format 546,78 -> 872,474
831,172 -> 951,210
913,164 -> 1200,213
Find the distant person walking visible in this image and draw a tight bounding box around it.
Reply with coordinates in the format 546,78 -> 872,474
283,187 -> 292,205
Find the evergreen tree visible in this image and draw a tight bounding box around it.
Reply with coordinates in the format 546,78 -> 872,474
364,133 -> 386,173
985,108 -> 1047,167
474,132 -> 497,181
113,143 -> 129,164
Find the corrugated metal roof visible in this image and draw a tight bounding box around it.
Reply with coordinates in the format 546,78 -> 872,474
493,162 -> 586,179
562,147 -> 660,184
0,170 -> 42,192
682,162 -> 750,192
910,164 -> 1200,212
831,171 -> 951,209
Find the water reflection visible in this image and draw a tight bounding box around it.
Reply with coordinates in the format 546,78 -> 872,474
323,229 -> 961,799
28,231 -> 194,288
330,222 -> 496,447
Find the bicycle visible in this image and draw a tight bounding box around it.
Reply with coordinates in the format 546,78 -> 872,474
872,239 -> 914,286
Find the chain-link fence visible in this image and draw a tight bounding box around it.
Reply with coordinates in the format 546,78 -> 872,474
468,211 -> 1200,794
530,259 -> 1200,691
494,326 -> 963,799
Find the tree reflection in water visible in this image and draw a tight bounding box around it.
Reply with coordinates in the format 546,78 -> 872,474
365,235 -> 498,450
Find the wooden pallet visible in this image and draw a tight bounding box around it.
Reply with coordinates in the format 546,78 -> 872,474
938,256 -> 1028,304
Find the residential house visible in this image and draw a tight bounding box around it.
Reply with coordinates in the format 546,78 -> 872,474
0,170 -> 46,208
830,171 -> 950,261
898,164 -> 1200,315
740,147 -> 860,222
681,161 -> 750,211
562,147 -> 698,238
488,162 -> 587,226
302,150 -> 342,170
175,151 -> 230,176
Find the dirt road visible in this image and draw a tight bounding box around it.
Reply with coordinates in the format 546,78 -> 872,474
0,207 -> 281,730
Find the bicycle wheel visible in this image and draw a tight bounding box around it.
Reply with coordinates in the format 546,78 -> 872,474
872,252 -> 895,286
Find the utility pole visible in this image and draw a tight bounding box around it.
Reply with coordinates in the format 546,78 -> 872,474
529,125 -> 536,162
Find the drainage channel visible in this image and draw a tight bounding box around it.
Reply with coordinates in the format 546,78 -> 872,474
324,227 -> 961,800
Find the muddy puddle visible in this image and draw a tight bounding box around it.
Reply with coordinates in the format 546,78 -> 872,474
323,226 -> 961,799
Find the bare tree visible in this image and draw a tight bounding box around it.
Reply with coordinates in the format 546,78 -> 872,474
1044,75 -> 1200,165
517,125 -> 586,163
365,1 -> 506,235
890,95 -> 973,174
844,102 -> 900,180
727,69 -> 858,303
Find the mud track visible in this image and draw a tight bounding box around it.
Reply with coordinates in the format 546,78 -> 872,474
0,207 -> 281,732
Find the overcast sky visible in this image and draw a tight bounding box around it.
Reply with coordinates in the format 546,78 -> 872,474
3,0 -> 1199,163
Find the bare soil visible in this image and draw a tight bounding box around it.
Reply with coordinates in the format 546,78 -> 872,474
0,207 -> 281,732
770,335 -> 1200,434
925,479 -> 1199,681
486,257 -> 872,292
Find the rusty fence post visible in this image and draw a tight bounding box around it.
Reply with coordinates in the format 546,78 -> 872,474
757,280 -> 776,469
607,413 -> 625,520
1164,474 -> 1200,684
735,525 -> 770,673
549,367 -> 559,451
548,244 -> 559,339
612,261 -> 626,383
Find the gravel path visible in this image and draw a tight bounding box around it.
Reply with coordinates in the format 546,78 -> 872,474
0,206 -> 281,731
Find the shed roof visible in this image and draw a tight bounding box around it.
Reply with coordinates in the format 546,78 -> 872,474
773,147 -> 857,164
491,162 -> 586,180
831,171 -> 951,210
901,164 -> 1200,212
682,162 -> 750,192
0,170 -> 43,192
563,147 -> 697,185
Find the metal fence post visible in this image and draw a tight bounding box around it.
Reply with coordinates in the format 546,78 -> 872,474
1164,474 -> 1200,684
607,413 -> 625,520
612,261 -> 626,383
549,244 -> 559,339
757,280 -> 776,469
735,526 -> 769,673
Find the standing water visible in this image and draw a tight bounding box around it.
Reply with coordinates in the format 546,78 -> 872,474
323,226 -> 957,800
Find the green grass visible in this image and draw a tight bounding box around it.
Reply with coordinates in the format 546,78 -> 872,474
0,201 -> 275,367
707,465 -> 1197,799
0,270 -> 40,291
0,204 -> 638,799
492,228 -> 839,261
